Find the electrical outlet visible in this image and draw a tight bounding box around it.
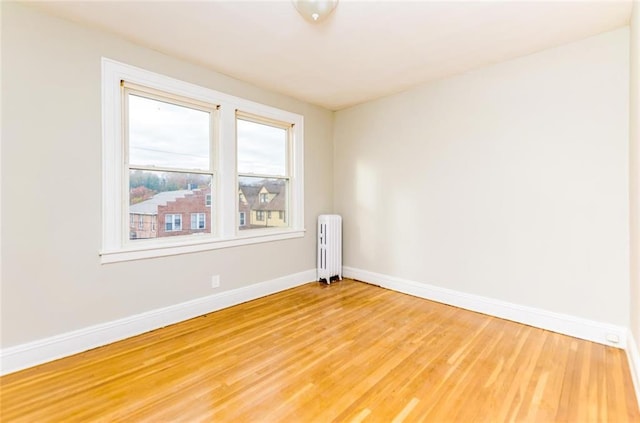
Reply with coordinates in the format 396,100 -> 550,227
211,275 -> 220,288
606,333 -> 620,344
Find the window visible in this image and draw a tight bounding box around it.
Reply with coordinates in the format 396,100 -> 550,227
191,213 -> 206,230
102,59 -> 304,263
125,83 -> 214,243
237,113 -> 292,231
239,212 -> 246,226
138,215 -> 144,230
165,214 -> 182,232
279,211 -> 285,220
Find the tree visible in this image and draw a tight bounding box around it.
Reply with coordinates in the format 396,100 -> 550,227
129,170 -> 161,191
130,185 -> 155,204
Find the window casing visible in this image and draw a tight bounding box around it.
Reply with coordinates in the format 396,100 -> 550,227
101,58 -> 304,263
191,213 -> 206,230
165,214 -> 182,232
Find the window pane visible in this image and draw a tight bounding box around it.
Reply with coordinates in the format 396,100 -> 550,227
128,94 -> 211,171
238,176 -> 288,231
191,213 -> 206,230
237,119 -> 286,176
129,170 -> 212,240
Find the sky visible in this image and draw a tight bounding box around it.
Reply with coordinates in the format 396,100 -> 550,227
128,94 -> 287,176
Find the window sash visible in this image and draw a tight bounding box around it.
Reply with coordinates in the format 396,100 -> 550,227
165,214 -> 182,232
191,213 -> 206,230
101,58 -> 305,263
123,84 -> 216,243
236,111 -> 292,232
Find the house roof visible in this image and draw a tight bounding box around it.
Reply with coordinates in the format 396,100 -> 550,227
239,185 -> 261,205
129,190 -> 193,215
239,180 -> 286,211
253,193 -> 286,212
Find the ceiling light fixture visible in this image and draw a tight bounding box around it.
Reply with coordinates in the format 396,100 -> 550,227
292,0 -> 338,23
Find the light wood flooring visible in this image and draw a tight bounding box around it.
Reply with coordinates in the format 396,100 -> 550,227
1,279 -> 639,422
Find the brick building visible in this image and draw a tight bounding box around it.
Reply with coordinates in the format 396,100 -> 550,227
129,188 -> 211,240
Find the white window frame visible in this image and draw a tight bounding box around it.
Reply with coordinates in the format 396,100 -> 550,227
101,58 -> 304,263
165,214 -> 182,232
191,213 -> 206,230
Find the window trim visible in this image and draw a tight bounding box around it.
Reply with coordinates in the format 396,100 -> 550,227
101,58 -> 305,264
165,214 -> 182,232
191,213 -> 206,230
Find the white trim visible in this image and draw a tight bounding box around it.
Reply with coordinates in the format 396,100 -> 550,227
101,229 -> 305,263
101,58 -> 305,263
343,266 -> 628,349
627,331 -> 640,408
0,269 -> 315,376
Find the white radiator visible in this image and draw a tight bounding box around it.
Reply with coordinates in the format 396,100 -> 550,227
317,214 -> 342,283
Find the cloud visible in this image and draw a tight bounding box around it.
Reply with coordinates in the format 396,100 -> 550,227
128,94 -> 287,177
237,119 -> 286,176
128,94 -> 210,170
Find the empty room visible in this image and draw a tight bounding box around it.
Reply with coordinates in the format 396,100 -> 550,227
1,0 -> 640,421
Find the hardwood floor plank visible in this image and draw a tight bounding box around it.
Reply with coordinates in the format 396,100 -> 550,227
1,279 -> 638,422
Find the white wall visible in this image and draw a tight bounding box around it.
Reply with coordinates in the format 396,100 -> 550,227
334,28 -> 630,325
0,3 -> 333,347
0,1 -> 635,361
630,2 -> 640,347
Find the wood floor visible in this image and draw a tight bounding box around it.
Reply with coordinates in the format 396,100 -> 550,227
1,279 -> 638,422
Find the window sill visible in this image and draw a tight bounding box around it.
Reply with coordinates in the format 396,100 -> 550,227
100,228 -> 305,264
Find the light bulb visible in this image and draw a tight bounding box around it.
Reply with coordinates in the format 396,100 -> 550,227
292,0 -> 338,23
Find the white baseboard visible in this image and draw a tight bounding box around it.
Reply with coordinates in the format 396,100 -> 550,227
343,266 -> 627,349
0,269 -> 315,376
627,331 -> 640,408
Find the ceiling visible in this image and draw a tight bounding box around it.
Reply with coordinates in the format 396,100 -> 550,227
29,0 -> 632,111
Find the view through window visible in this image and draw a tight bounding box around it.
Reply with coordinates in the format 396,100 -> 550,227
126,90 -> 215,241
237,116 -> 289,231
102,59 -> 304,263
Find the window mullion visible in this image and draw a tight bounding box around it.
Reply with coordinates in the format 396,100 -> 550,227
102,59 -> 304,263
219,105 -> 237,238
